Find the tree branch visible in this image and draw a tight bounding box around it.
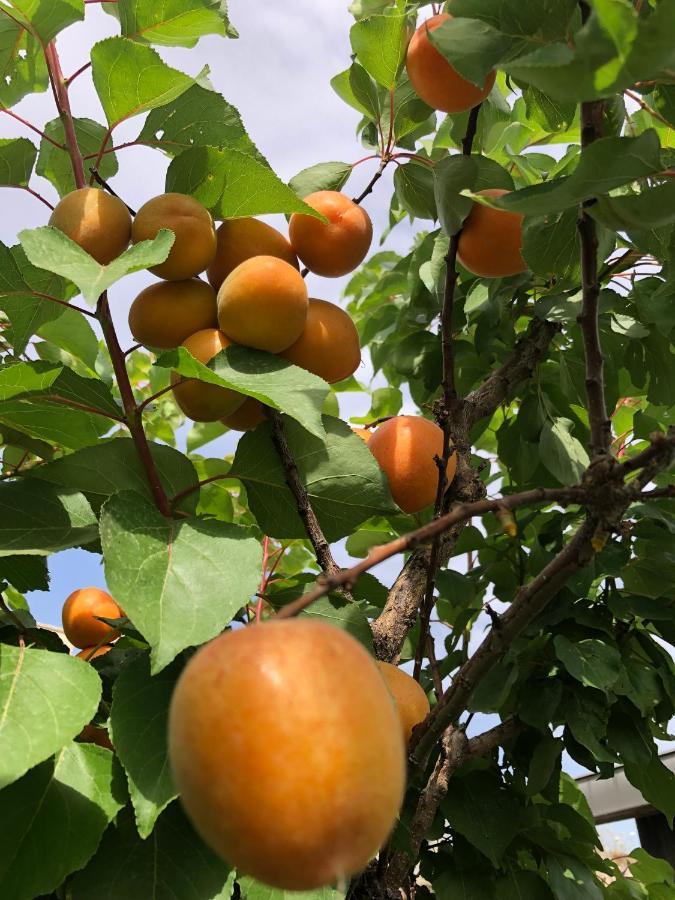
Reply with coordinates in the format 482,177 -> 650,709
352,157 -> 389,205
0,107 -> 67,149
44,42 -> 86,190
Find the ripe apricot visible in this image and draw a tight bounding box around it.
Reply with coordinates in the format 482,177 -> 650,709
128,280 -> 218,349
457,188 -> 526,278
171,329 -> 245,422
222,397 -> 265,432
367,416 -> 456,514
352,427 -> 371,443
62,587 -> 123,649
289,192 -> 372,277
131,192 -> 217,280
280,299 -> 361,384
168,620 -> 405,891
49,187 -> 131,265
78,724 -> 114,751
406,14 -> 496,114
76,645 -> 114,661
207,217 -> 298,291
377,662 -> 431,743
217,256 -> 308,353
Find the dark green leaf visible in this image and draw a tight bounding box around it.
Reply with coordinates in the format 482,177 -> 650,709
554,636 -> 621,693
289,162 -> 352,198
540,418 -> 589,485
0,480 -> 97,555
546,855 -> 602,900
0,16 -> 48,107
0,554 -> 48,591
350,10 -> 408,89
434,153 -> 513,235
0,137 -> 36,187
37,118 -> 118,198
394,161 -> 437,220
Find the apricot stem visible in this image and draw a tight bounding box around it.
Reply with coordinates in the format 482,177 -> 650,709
89,167 -> 136,215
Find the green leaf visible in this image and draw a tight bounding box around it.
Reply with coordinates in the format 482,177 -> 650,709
590,181 -> 675,232
564,690 -> 616,764
289,162 -> 352,198
0,480 -> 97,555
330,62 -> 381,121
0,554 -> 48,591
539,418 -> 589,486
0,644 -> 102,788
4,0 -> 84,44
0,15 -> 48,107
70,803 -> 232,899
33,438 -> 199,511
238,877 -> 344,900
301,596 -> 373,652
230,416 -> 396,542
429,14 -> 523,85
394,161 -> 437,220
37,118 -> 118,198
434,154 -> 513,235
91,37 -> 197,126
166,146 -> 317,218
155,345 -> 329,439
522,208 -> 580,280
100,491 -> 262,673
118,0 -> 234,47
350,10 -> 408,89
527,735 -> 563,797
495,870 -> 554,900
19,225 -> 174,305
137,84 -> 262,159
624,755 -> 675,826
546,855 -> 602,900
0,137 -> 36,187
110,655 -> 178,837
0,743 -> 125,900
37,306 -> 100,371
554,636 -> 622,693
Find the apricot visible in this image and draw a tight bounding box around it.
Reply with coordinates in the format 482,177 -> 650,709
377,662 -> 430,743
78,724 -> 114,751
76,645 -> 114,661
289,192 -> 373,277
217,256 -> 308,353
207,217 -> 298,291
457,188 -> 527,278
168,620 -> 405,890
352,427 -> 371,443
406,14 -> 496,114
48,187 -> 131,265
131,192 -> 217,280
222,397 -> 265,432
128,280 -> 218,349
367,416 -> 456,514
171,329 -> 245,422
62,587 -> 123,649
280,299 -> 360,384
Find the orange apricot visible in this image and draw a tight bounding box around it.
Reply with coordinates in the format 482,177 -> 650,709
217,256 -> 308,353
62,587 -> 123,649
289,191 -> 373,277
377,662 -> 431,743
49,187 -> 131,265
352,426 -> 371,443
222,397 -> 265,432
406,14 -> 496,114
207,217 -> 298,291
171,328 -> 245,422
457,188 -> 527,278
367,415 -> 457,514
280,298 -> 361,383
76,645 -> 114,661
168,620 -> 405,891
128,279 -> 218,349
131,192 -> 217,280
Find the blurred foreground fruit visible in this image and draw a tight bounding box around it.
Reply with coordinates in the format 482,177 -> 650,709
49,187 -> 131,264
289,191 -> 372,277
281,298 -> 361,383
62,587 -> 123,649
171,328 -> 245,422
76,644 -> 113,661
132,192 -> 216,280
377,661 -> 431,743
168,620 -> 405,890
457,189 -> 526,278
207,217 -> 298,290
367,415 -> 456,514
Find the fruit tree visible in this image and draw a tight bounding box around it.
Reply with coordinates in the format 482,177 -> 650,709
0,1 -> 674,899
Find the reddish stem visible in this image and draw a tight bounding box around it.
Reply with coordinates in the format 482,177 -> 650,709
137,383 -> 175,413
0,107 -> 67,149
256,536 -> 271,623
44,42 -> 86,189
7,185 -> 55,210
66,61 -> 92,85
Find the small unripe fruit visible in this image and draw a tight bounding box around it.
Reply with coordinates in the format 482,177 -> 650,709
62,587 -> 123,649
207,217 -> 298,291
367,416 -> 457,514
132,193 -> 217,281
49,187 -> 131,264
128,280 -> 218,349
222,397 -> 265,432
289,192 -> 373,277
217,256 -> 308,353
168,620 -> 405,891
377,662 -> 431,743
281,298 -> 361,384
457,189 -> 527,278
406,14 -> 496,114
76,645 -> 114,661
171,328 -> 245,422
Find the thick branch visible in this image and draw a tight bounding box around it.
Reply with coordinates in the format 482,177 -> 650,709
44,42 -> 86,189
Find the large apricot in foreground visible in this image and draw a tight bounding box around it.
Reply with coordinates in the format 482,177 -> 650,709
406,14 -> 496,114
377,662 -> 430,743
207,217 -> 298,291
457,188 -> 527,278
131,193 -> 217,280
62,587 -> 123,649
281,299 -> 361,383
171,329 -> 245,422
168,620 -> 405,890
49,187 -> 131,265
128,280 -> 218,349
222,397 -> 265,432
367,416 -> 456,514
217,256 -> 308,353
289,192 -> 372,277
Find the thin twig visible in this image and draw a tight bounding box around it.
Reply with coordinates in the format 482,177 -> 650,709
352,158 -> 389,205
137,383 -> 175,414
624,89 -> 672,128
46,394 -> 125,422
0,107 -> 67,149
8,184 -> 55,210
66,61 -> 92,85
89,167 -> 136,215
